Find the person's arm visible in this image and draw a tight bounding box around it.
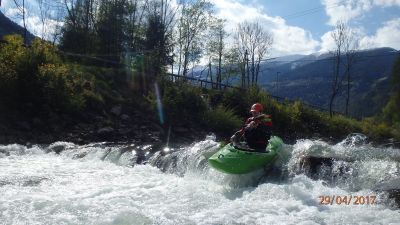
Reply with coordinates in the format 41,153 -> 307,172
231,117 -> 253,142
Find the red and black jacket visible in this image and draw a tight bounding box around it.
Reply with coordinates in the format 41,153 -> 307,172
240,114 -> 272,150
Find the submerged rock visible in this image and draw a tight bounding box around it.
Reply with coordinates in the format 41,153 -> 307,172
121,114 -> 130,121
110,105 -> 122,116
97,127 -> 115,135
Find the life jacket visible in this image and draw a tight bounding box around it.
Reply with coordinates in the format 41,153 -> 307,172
246,114 -> 272,127
240,114 -> 273,149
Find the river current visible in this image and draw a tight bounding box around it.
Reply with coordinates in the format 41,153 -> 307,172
0,135 -> 399,225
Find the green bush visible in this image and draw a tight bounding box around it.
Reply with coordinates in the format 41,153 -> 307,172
204,105 -> 243,134
0,35 -> 105,114
160,82 -> 208,123
0,35 -> 25,102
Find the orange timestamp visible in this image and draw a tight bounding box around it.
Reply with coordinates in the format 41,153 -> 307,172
319,195 -> 377,205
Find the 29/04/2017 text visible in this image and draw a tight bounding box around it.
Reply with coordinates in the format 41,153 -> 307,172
319,195 -> 376,205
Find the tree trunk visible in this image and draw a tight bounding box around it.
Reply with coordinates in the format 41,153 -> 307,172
330,48 -> 341,118
209,62 -> 213,89
255,59 -> 261,84
345,66 -> 351,115
23,0 -> 27,45
246,50 -> 250,89
329,92 -> 337,117
251,54 -> 255,86
218,50 -> 222,90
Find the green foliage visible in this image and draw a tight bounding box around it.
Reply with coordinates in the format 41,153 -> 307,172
383,93 -> 400,129
382,56 -> 400,128
207,85 -> 399,141
38,63 -> 83,111
0,34 -> 106,114
0,35 -> 24,100
160,82 -> 208,123
205,105 -> 242,134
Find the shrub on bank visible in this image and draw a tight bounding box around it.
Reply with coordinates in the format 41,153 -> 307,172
204,105 -> 242,134
0,35 -> 106,114
159,81 -> 208,123
211,86 -> 399,142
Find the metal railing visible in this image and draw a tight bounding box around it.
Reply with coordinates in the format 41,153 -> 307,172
166,73 -> 346,116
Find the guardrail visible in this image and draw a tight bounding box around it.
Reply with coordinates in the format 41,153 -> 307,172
166,73 -> 346,116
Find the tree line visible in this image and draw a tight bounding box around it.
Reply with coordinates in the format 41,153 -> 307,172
12,0 -> 390,120
8,0 -> 274,92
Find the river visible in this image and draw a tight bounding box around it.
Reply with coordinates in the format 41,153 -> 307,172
0,135 -> 399,225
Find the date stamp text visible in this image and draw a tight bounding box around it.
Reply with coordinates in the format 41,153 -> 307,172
318,195 -> 376,205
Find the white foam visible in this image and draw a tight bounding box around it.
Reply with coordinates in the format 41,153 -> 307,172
0,137 -> 399,224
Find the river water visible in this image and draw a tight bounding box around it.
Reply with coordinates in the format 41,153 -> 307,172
0,135 -> 399,225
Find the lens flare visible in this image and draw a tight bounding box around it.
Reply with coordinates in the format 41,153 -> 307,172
154,82 -> 164,124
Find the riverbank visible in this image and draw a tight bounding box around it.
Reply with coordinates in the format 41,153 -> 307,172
0,104 -> 209,147
1,35 -> 399,148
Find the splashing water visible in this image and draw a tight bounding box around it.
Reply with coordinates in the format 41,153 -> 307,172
0,134 -> 400,224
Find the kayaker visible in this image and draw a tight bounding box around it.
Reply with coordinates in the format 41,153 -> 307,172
231,103 -> 272,151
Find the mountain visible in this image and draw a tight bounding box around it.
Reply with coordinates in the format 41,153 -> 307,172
186,47 -> 399,118
0,11 -> 35,42
258,47 -> 399,118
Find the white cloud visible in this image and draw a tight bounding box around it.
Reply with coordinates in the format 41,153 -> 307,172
373,0 -> 400,6
319,31 -> 336,52
4,7 -> 22,18
319,18 -> 400,52
210,0 -> 320,56
359,18 -> 400,49
2,2 -> 63,41
322,0 -> 373,25
323,0 -> 400,26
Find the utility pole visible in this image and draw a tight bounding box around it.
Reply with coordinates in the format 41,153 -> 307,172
245,49 -> 250,88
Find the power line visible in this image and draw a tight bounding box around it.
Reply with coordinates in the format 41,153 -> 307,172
282,0 -> 348,20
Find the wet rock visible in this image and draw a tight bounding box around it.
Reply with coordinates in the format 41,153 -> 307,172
48,144 -> 66,154
97,127 -> 115,135
110,105 -> 122,116
16,121 -> 31,131
174,127 -> 189,133
32,118 -> 42,126
121,114 -> 130,121
0,148 -> 10,156
73,152 -> 88,159
298,156 -> 335,180
95,116 -> 105,122
373,179 -> 400,207
0,124 -> 6,132
387,190 -> 400,207
150,122 -> 165,136
119,128 -> 132,135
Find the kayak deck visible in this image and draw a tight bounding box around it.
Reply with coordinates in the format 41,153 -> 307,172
208,136 -> 283,174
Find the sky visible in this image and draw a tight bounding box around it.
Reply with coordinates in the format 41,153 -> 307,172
1,0 -> 399,57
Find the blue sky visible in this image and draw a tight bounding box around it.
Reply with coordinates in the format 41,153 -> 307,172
258,0 -> 331,37
210,0 -> 400,56
1,0 -> 399,57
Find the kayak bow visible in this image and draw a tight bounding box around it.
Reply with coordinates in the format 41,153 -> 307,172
208,136 -> 283,174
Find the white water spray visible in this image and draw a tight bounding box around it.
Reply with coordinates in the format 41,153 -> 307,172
0,135 -> 399,224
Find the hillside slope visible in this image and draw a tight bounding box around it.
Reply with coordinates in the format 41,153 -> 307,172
0,11 -> 35,42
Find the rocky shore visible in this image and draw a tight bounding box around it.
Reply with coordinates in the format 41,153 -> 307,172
0,104 -> 209,148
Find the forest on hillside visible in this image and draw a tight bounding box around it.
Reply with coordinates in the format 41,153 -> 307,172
0,0 -> 399,144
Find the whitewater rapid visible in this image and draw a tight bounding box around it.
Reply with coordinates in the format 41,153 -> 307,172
0,135 -> 400,225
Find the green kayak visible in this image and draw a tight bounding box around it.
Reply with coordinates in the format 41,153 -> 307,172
208,136 -> 284,174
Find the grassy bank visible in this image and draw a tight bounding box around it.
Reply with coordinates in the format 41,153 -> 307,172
156,80 -> 400,144
1,34 -> 399,145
